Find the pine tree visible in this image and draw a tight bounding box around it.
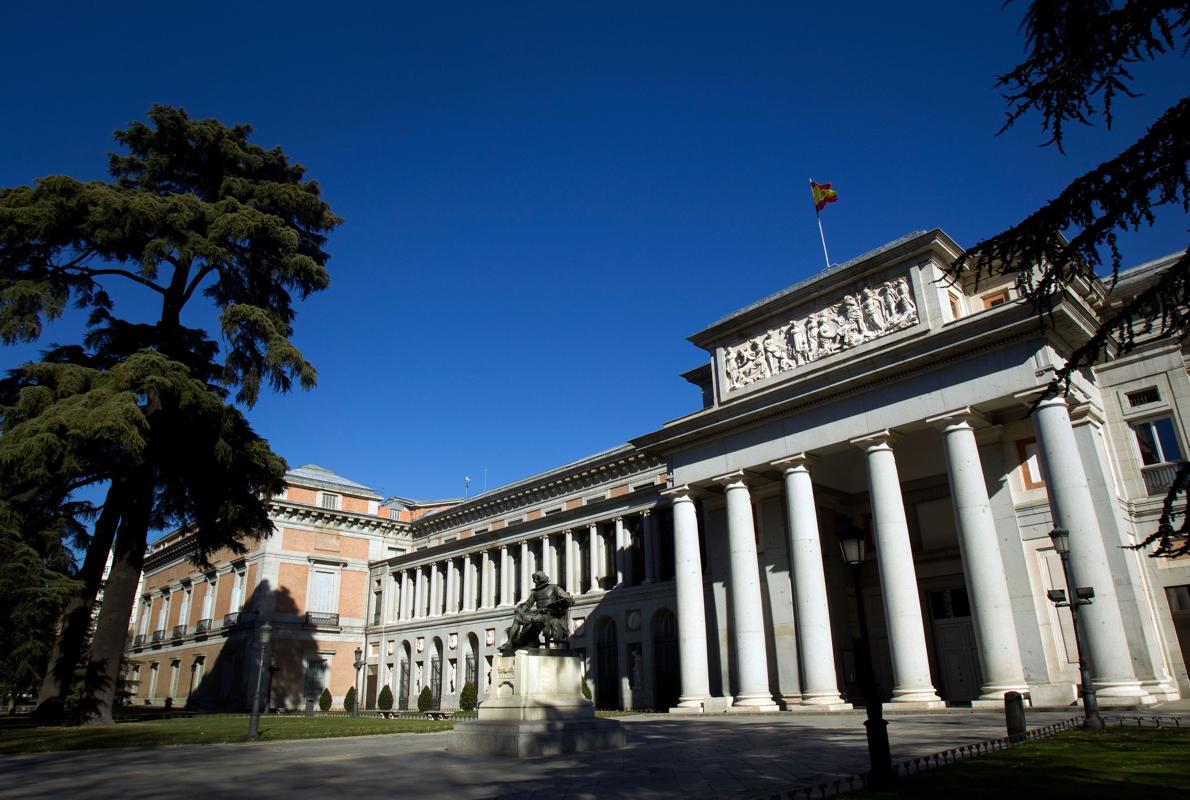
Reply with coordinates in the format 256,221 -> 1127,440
0,105 -> 341,723
343,686 -> 356,713
377,684 -> 394,711
950,2 -> 1189,556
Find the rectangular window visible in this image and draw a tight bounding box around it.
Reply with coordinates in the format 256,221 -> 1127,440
179,588 -> 192,625
1132,417 -> 1183,465
948,292 -> 962,320
230,570 -> 247,611
200,578 -> 215,620
310,569 -> 336,613
304,656 -> 329,699
1016,437 -> 1045,489
983,289 -> 1010,308
1127,387 -> 1161,408
156,595 -> 170,630
320,492 -> 341,510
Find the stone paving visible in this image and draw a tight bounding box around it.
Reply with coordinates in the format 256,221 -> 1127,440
0,709 -> 1141,800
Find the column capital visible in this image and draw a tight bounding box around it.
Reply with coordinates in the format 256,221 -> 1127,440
771,452 -> 818,473
640,508 -> 652,518
712,469 -> 752,488
562,528 -> 572,535
661,484 -> 698,503
849,429 -> 900,451
924,406 -> 989,431
613,515 -> 624,523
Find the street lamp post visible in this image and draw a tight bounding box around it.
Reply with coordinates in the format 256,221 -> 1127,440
353,646 -> 364,718
837,519 -> 897,790
1046,527 -> 1105,730
247,622 -> 272,741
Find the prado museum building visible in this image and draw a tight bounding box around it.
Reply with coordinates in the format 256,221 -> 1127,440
129,229 -> 1190,715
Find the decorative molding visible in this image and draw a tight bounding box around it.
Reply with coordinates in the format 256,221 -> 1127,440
722,274 -> 918,392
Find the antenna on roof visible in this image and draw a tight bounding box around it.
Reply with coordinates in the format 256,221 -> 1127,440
464,476 -> 471,499
483,467 -> 488,493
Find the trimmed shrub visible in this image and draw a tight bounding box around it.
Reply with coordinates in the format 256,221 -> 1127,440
378,685 -> 394,711
417,685 -> 433,713
459,681 -> 478,711
581,679 -> 592,700
343,686 -> 357,712
318,688 -> 332,712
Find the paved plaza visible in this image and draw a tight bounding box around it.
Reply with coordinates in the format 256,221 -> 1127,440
0,709 -> 1101,800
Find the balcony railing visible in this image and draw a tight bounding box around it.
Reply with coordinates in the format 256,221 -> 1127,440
150,629 -> 165,643
195,618 -> 213,634
171,624 -> 187,639
305,611 -> 340,628
1142,461 -> 1185,496
223,612 -> 241,628
132,634 -> 146,648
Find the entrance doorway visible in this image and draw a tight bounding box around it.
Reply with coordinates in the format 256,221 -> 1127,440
595,617 -> 621,710
928,587 -> 981,703
652,610 -> 680,710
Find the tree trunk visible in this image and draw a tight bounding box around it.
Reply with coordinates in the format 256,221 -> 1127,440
80,470 -> 150,726
33,483 -> 124,719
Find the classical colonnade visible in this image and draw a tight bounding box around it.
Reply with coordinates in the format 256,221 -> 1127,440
667,399 -> 1146,711
384,513 -> 665,624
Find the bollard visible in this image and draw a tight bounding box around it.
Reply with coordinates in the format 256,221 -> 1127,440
1005,691 -> 1026,743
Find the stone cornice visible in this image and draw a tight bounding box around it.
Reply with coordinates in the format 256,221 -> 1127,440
269,500 -> 410,537
413,448 -> 666,537
633,291 -> 1079,456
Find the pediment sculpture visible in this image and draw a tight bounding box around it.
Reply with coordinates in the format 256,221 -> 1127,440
724,275 -> 918,392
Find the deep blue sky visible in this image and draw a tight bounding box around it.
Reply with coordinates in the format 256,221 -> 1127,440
2,2 -> 1185,511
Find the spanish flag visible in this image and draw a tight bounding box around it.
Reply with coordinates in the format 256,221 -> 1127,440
810,180 -> 838,213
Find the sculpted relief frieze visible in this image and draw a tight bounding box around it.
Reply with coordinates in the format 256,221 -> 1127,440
723,274 -> 918,392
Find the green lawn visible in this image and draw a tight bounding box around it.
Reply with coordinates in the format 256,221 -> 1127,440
843,727 -> 1190,799
0,715 -> 453,754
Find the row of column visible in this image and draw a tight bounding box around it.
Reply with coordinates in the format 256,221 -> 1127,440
668,407 -> 1058,710
386,513 -> 664,622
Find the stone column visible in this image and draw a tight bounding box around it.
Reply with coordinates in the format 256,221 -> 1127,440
445,558 -> 458,615
461,554 -> 474,612
429,563 -> 442,617
642,510 -> 657,584
588,523 -> 600,592
929,410 -> 1028,702
480,550 -> 492,609
499,546 -> 511,606
852,431 -> 943,706
398,571 -> 409,621
563,529 -> 577,593
1032,396 -> 1146,699
414,567 -> 425,619
614,517 -> 627,587
520,540 -> 531,599
665,487 -> 711,710
773,454 -> 848,707
544,534 -> 558,581
715,471 -> 779,710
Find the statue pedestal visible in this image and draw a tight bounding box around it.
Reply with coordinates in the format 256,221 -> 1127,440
449,649 -> 625,757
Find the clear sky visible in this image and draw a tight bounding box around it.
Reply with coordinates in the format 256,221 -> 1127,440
2,2 -> 1185,513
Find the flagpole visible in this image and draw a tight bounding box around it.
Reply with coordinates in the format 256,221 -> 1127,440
816,212 -> 831,271
810,179 -> 831,270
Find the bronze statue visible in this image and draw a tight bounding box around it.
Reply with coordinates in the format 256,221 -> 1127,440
498,571 -> 574,653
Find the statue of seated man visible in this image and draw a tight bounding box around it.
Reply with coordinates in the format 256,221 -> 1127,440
498,571 -> 574,654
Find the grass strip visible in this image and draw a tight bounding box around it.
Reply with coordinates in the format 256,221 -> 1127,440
842,727 -> 1190,799
0,715 -> 453,754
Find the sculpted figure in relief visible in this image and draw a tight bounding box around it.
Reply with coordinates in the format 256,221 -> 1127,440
722,275 -> 917,392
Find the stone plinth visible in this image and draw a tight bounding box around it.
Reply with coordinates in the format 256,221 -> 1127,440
449,649 -> 625,757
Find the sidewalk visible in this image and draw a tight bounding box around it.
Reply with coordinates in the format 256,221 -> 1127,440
0,710 -> 1137,800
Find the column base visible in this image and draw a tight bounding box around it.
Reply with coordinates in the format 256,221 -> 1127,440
1095,679 -> 1155,701
670,696 -> 732,714
729,694 -> 780,713
800,690 -> 849,707
778,694 -> 803,709
882,700 -> 947,711
889,687 -> 943,705
971,684 -> 1031,706
786,702 -> 856,713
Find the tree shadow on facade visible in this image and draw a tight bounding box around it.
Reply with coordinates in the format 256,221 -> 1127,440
187,581 -> 318,712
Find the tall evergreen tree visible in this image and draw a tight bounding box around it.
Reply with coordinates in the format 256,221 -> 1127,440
950,1 -> 1189,556
0,105 -> 341,723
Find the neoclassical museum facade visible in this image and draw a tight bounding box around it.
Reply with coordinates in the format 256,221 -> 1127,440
130,229 -> 1190,713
